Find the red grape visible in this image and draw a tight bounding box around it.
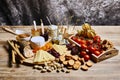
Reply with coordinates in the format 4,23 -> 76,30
71,46 -> 80,55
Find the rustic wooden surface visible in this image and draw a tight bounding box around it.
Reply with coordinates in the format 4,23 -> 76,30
0,26 -> 120,80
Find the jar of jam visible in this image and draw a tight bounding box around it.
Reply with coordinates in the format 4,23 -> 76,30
31,28 -> 40,36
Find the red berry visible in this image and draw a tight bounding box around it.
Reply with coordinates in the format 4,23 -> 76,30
79,37 -> 84,40
81,44 -> 87,49
84,54 -> 90,61
88,46 -> 96,53
86,40 -> 93,46
94,51 -> 101,56
76,38 -> 82,44
71,36 -> 78,42
93,36 -> 101,43
80,40 -> 86,44
80,51 -> 87,56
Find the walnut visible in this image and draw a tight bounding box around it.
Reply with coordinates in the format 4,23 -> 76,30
101,40 -> 113,51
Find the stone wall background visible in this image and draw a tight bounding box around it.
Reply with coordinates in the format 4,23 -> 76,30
0,0 -> 120,25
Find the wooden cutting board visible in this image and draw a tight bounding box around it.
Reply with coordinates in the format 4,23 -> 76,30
0,26 -> 120,80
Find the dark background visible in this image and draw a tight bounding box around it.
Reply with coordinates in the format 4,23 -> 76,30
0,0 -> 120,25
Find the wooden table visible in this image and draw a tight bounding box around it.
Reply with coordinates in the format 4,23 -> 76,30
0,26 -> 120,80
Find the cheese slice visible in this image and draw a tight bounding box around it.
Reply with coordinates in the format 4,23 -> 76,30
52,44 -> 68,55
33,50 -> 55,63
34,50 -> 43,63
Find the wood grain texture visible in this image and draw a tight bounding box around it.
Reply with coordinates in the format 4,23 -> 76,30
0,26 -> 120,80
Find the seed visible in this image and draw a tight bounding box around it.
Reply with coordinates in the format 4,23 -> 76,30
54,63 -> 61,68
51,67 -> 54,70
56,69 -> 60,73
47,69 -> 52,72
44,62 -> 48,66
37,66 -> 43,70
55,58 -> 60,62
53,65 -> 57,70
66,70 -> 70,73
44,66 -> 49,70
33,65 -> 39,69
41,69 -> 47,73
61,69 -> 65,72
61,64 -> 64,68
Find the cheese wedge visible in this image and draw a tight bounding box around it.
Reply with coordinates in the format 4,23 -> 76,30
52,44 -> 68,55
33,50 -> 55,63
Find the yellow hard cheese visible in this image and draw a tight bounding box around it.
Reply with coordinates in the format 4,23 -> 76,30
33,50 -> 55,63
52,44 -> 70,55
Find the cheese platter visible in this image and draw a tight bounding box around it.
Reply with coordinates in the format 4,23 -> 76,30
3,22 -> 119,73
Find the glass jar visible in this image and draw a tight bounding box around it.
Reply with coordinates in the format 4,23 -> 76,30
31,28 -> 40,36
49,25 -> 58,39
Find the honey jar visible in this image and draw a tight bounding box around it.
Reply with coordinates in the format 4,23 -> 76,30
31,28 -> 41,36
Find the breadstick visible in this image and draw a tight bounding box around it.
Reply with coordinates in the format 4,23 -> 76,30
12,50 -> 16,63
8,40 -> 25,60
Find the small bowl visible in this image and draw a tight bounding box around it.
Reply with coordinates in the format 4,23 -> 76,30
23,36 -> 31,41
30,36 -> 45,48
17,33 -> 31,41
15,30 -> 26,35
